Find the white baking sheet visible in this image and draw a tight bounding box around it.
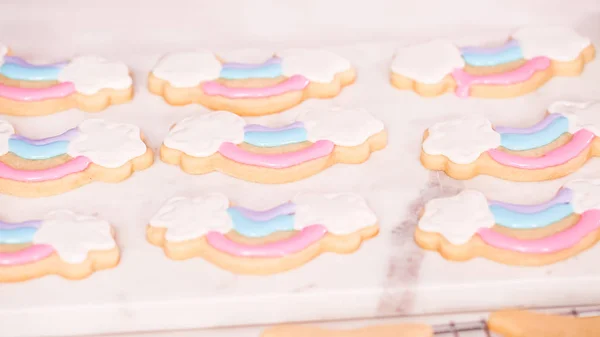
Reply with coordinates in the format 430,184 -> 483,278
1,2 -> 600,337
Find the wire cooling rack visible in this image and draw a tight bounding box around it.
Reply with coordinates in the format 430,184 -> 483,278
431,306 -> 600,336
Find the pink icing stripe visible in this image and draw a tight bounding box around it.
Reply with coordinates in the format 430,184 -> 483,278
477,210 -> 600,254
487,129 -> 595,169
451,56 -> 551,98
0,82 -> 75,101
201,74 -> 309,98
205,225 -> 327,257
0,156 -> 91,182
218,140 -> 334,169
0,244 -> 54,266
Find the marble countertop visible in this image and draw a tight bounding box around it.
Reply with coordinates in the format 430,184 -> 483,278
1,2 -> 600,337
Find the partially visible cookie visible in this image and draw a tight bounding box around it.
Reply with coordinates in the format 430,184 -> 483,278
391,26 -> 595,98
489,310 -> 600,337
0,47 -> 133,116
147,193 -> 379,274
0,210 -> 119,282
148,49 -> 355,115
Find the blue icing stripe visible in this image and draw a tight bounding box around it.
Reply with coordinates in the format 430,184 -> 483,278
490,203 -> 573,229
244,128 -> 308,147
8,139 -> 69,160
462,46 -> 523,67
0,63 -> 62,81
227,208 -> 294,237
500,117 -> 569,151
0,227 -> 37,244
220,63 -> 282,80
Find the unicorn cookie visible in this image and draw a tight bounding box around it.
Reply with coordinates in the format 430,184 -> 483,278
0,210 -> 119,282
161,108 -> 387,183
420,101 -> 600,181
147,193 -> 379,274
0,46 -> 133,116
148,49 -> 355,116
416,181 -> 600,265
0,119 -> 153,197
391,26 -> 595,98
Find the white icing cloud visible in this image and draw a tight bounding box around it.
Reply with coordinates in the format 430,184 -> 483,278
512,26 -> 591,61
0,120 -> 15,156
298,107 -> 384,146
423,115 -> 500,164
547,101 -> 600,136
152,51 -> 222,87
418,190 -> 495,245
293,193 -> 377,235
565,179 -> 600,214
218,49 -> 275,64
0,43 -> 6,67
391,39 -> 465,84
163,111 -> 246,157
279,49 -> 351,83
68,119 -> 147,168
34,210 -> 115,264
150,194 -> 232,242
58,56 -> 132,95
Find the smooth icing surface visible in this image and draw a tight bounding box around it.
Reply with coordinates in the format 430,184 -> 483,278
490,203 -> 573,229
419,190 -> 495,245
205,225 -> 327,257
0,82 -> 75,101
494,113 -> 563,134
0,156 -> 91,182
548,101 -> 600,136
1,62 -> 62,81
227,208 -> 294,238
391,40 -> 465,84
164,111 -> 246,157
297,107 -> 384,146
219,61 -> 282,80
0,43 -> 6,67
67,119 -> 146,168
33,210 -> 115,264
152,51 -> 222,87
58,56 -> 131,95
230,202 -> 296,222
202,74 -> 309,98
422,116 -> 500,164
0,120 -> 15,156
512,26 -> 591,61
488,188 -> 573,214
460,40 -> 523,67
279,49 -> 351,83
499,116 -> 569,151
0,244 -> 54,266
0,227 -> 37,244
478,209 -> 600,254
218,49 -> 275,64
488,129 -> 594,169
244,127 -> 307,147
150,195 -> 233,242
8,139 -> 69,160
293,193 -> 377,235
565,180 -> 600,214
218,140 -> 334,168
451,56 -> 551,98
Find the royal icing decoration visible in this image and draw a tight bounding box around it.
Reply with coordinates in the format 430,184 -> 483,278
148,193 -> 377,266
0,43 -> 7,67
421,102 -> 600,181
422,116 -> 501,164
0,119 -> 148,183
57,56 -> 132,95
278,49 -> 351,83
391,26 -> 593,98
0,210 -> 115,265
152,51 -> 222,88
418,182 -> 600,259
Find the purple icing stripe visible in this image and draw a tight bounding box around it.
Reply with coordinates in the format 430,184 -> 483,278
0,244 -> 54,266
494,114 -> 563,135
0,220 -> 42,230
229,202 -> 296,222
488,188 -> 573,213
244,122 -> 305,133
460,40 -> 519,55
3,56 -> 68,69
10,128 -> 79,146
222,57 -> 280,69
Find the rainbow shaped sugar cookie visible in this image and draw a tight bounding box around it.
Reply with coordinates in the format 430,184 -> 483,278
148,49 -> 356,116
391,26 -> 595,98
0,211 -> 119,282
420,101 -> 600,182
416,181 -> 600,266
0,45 -> 133,116
0,119 -> 153,197
161,108 -> 387,183
147,193 -> 379,274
